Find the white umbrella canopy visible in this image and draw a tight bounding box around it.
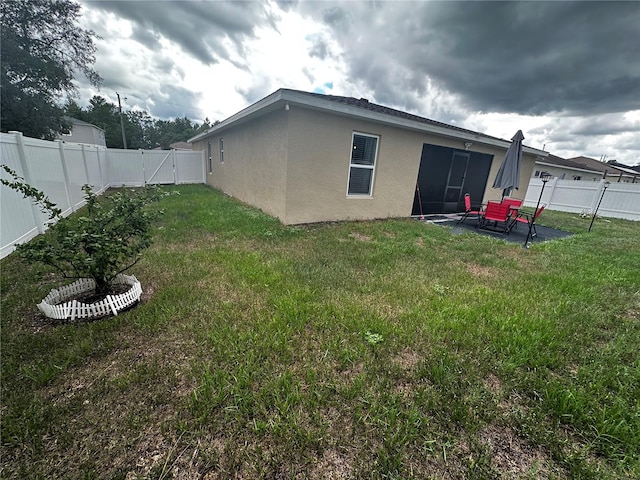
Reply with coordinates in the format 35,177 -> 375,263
493,130 -> 525,198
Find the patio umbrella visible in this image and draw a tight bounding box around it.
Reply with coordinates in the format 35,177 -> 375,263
493,130 -> 524,198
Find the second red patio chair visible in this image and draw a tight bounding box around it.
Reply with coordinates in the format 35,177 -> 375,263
457,193 -> 484,224
501,197 -> 523,219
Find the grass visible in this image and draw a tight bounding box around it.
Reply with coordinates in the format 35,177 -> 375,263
1,184 -> 639,479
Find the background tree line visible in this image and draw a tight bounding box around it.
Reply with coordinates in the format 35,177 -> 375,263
64,97 -> 214,150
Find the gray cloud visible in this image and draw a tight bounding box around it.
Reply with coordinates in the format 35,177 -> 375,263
88,0 -> 275,65
322,6 -> 352,32
569,114 -> 640,137
130,24 -> 162,51
301,1 -> 639,117
235,80 -> 274,105
275,0 -> 298,12
308,34 -> 330,60
151,84 -> 204,119
302,66 -> 315,83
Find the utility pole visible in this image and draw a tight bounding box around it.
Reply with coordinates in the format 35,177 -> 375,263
116,92 -> 127,149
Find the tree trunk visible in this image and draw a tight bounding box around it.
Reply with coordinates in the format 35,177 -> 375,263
94,277 -> 110,296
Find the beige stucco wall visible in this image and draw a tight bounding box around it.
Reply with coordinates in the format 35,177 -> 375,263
283,107 -> 423,224
193,109 -> 289,221
284,106 -> 536,224
193,103 -> 538,225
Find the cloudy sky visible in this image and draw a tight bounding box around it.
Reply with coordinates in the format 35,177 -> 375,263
76,0 -> 640,165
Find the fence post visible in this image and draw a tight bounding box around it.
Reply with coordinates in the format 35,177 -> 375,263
95,146 -> 105,193
80,144 -> 91,187
545,177 -> 558,207
57,140 -> 75,212
172,149 -> 178,184
589,180 -> 607,213
140,150 -> 145,186
202,150 -> 206,183
10,131 -> 45,234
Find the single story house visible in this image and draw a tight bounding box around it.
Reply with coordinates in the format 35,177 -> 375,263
57,116 -> 106,146
532,154 -> 603,181
189,89 -> 547,225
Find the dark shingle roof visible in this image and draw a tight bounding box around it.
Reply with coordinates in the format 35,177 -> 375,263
540,154 -> 602,172
289,90 -> 509,144
64,116 -> 103,130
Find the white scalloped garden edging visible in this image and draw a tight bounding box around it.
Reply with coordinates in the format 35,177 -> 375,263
37,274 -> 142,321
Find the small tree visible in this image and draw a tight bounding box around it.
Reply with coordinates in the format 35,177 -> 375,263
1,165 -> 171,296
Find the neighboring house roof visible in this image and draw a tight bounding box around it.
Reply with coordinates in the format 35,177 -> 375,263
535,154 -> 603,175
568,156 -> 639,177
603,161 -> 640,175
189,88 -> 547,156
169,141 -> 192,150
64,116 -> 105,132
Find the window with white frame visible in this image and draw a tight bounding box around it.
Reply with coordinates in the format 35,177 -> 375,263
207,141 -> 212,173
347,132 -> 378,196
219,138 -> 224,164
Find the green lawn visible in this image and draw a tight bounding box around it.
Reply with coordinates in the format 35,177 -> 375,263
1,184 -> 639,479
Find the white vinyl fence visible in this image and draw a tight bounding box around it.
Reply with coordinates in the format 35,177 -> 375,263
1,131 -> 205,259
524,177 -> 640,221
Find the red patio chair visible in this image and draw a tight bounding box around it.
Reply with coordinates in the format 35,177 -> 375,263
478,201 -> 514,234
501,198 -> 523,218
457,193 -> 484,224
514,205 -> 546,237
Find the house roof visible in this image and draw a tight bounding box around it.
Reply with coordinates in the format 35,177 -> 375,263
169,141 -> 192,150
568,156 -> 640,177
64,116 -> 104,132
189,88 -> 547,156
535,154 -> 603,175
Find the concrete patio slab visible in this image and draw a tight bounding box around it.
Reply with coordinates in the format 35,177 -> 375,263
419,214 -> 573,245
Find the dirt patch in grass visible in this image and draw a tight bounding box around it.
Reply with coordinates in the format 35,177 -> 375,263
484,373 -> 503,394
497,391 -> 529,417
479,424 -> 556,478
338,362 -> 364,383
464,262 -> 498,279
625,308 -> 639,321
309,447 -> 355,479
140,281 -> 157,303
402,436 -> 476,479
392,348 -> 423,370
349,232 -> 372,242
